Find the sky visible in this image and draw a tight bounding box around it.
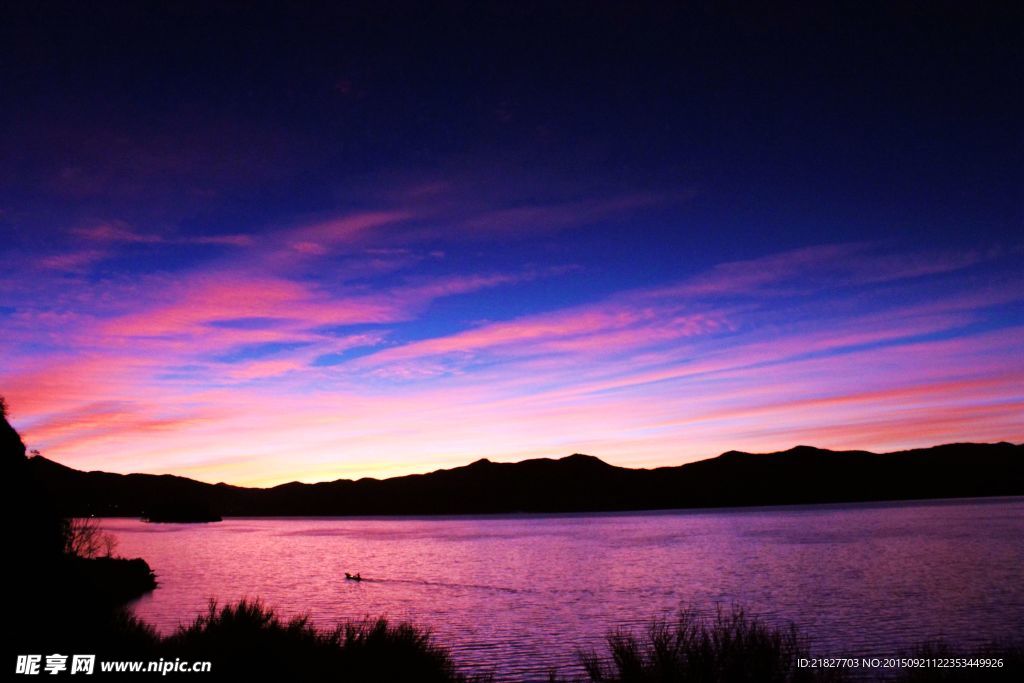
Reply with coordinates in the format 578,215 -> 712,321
1,3 -> 1021,486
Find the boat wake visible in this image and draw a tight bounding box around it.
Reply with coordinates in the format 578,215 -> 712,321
354,577 -> 523,594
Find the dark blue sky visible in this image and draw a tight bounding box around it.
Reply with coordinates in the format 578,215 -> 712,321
3,2 -> 1019,251
2,2 -> 1021,483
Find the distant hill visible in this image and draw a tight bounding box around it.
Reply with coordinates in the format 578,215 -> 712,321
27,442 -> 1024,518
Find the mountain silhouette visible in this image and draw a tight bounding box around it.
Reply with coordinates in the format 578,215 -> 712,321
28,442 -> 1023,517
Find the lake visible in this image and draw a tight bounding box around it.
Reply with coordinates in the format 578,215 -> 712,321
102,497 -> 1024,681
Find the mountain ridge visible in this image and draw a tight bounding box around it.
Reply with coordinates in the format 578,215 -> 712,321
27,442 -> 1024,517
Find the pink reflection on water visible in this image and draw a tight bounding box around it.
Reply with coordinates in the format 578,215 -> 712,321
105,498 -> 1024,680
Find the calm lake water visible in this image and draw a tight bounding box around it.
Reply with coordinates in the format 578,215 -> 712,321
103,497 -> 1024,681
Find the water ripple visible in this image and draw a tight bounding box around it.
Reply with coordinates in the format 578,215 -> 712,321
107,497 -> 1024,681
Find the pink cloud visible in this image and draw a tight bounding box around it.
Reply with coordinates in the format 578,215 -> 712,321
72,222 -> 252,247
352,242 -> 1002,378
101,272 -> 400,340
284,210 -> 412,253
21,401 -> 215,451
5,241 -> 1021,486
655,243 -> 989,300
74,222 -> 162,243
38,249 -> 110,272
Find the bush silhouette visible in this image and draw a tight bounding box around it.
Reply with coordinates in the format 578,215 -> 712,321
161,599 -> 485,682
577,606 -> 842,683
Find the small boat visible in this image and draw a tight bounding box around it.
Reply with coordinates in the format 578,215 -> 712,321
345,572 -> 363,582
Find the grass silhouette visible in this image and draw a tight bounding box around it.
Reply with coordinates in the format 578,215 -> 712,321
573,605 -> 842,683
93,598 -> 486,681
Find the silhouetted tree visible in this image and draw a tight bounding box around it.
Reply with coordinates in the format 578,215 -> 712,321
62,517 -> 119,558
